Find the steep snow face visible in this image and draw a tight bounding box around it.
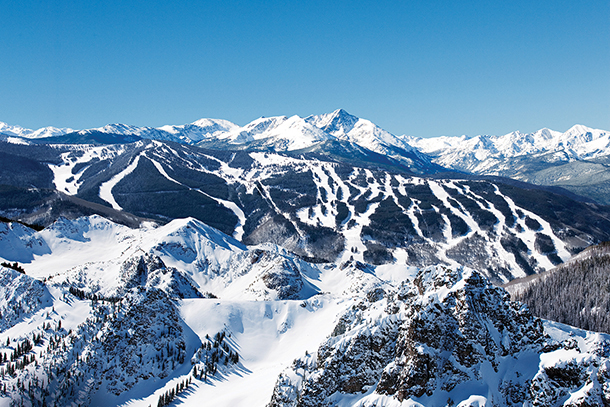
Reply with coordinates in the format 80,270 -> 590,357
217,115 -> 332,150
0,222 -> 51,263
269,265 -> 610,407
257,115 -> 331,150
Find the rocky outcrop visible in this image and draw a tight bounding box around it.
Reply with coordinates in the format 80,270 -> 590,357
120,253 -> 203,299
0,266 -> 52,331
268,265 -> 610,407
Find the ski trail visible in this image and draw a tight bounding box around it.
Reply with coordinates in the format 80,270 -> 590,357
394,175 -> 428,242
148,158 -> 246,241
341,201 -> 381,264
51,145 -> 123,195
387,175 -> 427,242
428,180 -> 480,244
458,182 -> 523,276
305,164 -> 339,229
98,155 -> 141,211
427,180 -> 497,269
494,185 -> 571,263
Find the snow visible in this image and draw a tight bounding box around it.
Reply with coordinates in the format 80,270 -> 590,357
4,137 -> 29,145
0,121 -> 74,139
31,108 -> 416,154
99,155 -> 142,210
153,297 -> 351,407
50,145 -> 125,195
3,113 -> 610,406
408,124 -> 610,172
305,109 -> 414,153
1,213 -> 609,406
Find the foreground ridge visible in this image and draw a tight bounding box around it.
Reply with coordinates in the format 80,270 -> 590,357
269,265 -> 610,407
0,215 -> 609,406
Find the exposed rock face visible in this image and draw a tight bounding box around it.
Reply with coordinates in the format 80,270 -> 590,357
120,253 -> 203,299
0,266 -> 52,331
38,287 -> 192,406
260,259 -> 303,300
97,288 -> 188,394
244,248 -> 306,300
268,265 -> 610,407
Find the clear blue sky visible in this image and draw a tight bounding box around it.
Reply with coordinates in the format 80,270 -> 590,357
1,0 -> 608,137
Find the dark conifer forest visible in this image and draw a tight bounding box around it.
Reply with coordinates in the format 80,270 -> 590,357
514,242 -> 610,334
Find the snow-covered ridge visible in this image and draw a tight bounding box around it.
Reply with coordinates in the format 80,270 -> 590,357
0,215 -> 382,301
0,121 -> 74,138
407,124 -> 610,172
269,264 -> 610,407
1,109 -> 417,156
306,108 -> 414,152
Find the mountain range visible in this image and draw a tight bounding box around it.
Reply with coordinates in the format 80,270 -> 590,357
1,110 -> 610,406
4,110 -> 609,204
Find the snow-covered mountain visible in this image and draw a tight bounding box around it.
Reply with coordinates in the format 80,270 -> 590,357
0,121 -> 73,139
0,214 -> 396,406
2,114 -> 610,405
1,216 -> 609,406
2,139 -> 610,283
208,114 -> 333,150
306,108 -> 411,152
406,125 -> 610,204
1,110 -> 438,173
407,125 -> 610,172
4,116 -> 608,179
159,118 -> 239,143
269,264 -> 610,407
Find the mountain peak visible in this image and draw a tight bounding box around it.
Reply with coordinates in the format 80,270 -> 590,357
330,108 -> 353,118
566,124 -> 593,133
304,109 -> 360,136
190,118 -> 238,130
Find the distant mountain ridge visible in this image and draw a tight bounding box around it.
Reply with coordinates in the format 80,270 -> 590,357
407,124 -> 610,204
407,124 -> 610,169
3,113 -> 605,160
0,109 -> 415,154
0,121 -> 74,139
